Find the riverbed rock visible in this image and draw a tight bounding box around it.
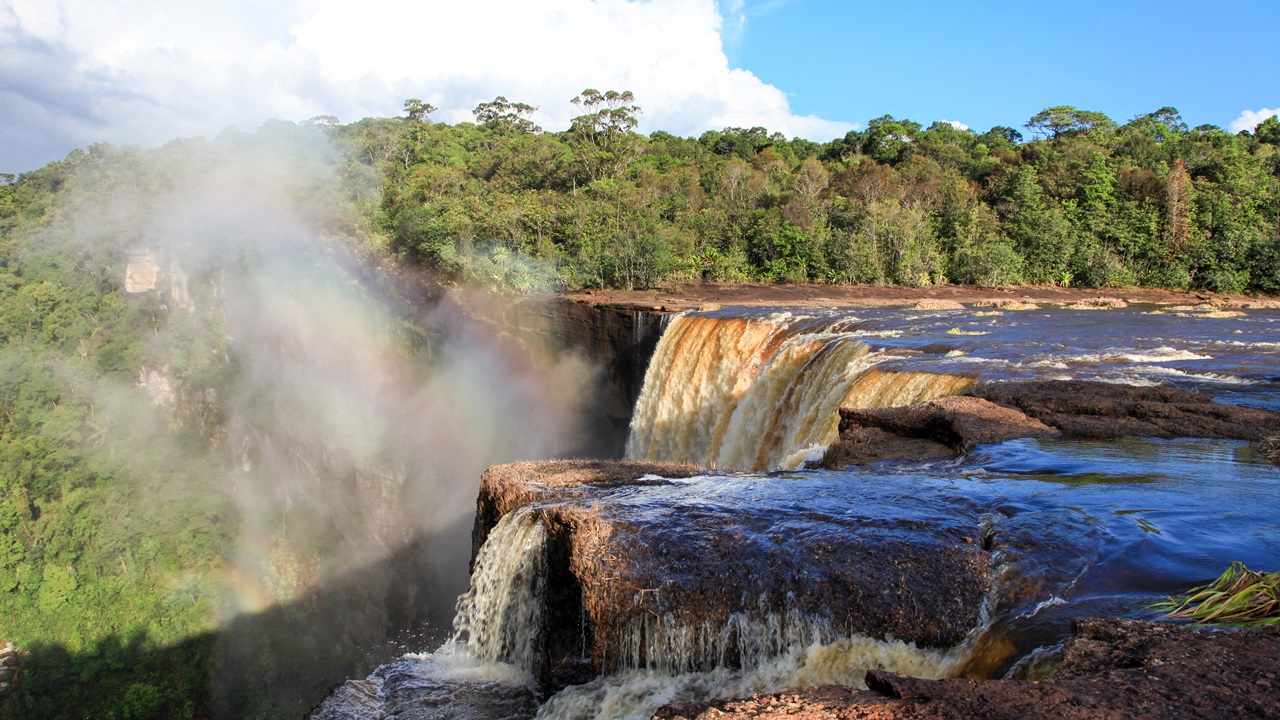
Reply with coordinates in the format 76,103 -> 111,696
822,397 -> 1060,467
970,380 -> 1280,441
1062,297 -> 1128,310
822,381 -> 1280,469
475,460 -> 990,682
653,617 -> 1280,719
912,300 -> 965,310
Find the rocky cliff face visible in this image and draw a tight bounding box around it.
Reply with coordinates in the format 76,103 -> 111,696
506,299 -> 668,457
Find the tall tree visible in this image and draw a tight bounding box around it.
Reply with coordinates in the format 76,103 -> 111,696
1026,106 -> 1116,140
567,89 -> 642,182
473,96 -> 541,134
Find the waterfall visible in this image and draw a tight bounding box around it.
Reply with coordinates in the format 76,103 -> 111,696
449,507 -> 549,674
627,314 -> 974,470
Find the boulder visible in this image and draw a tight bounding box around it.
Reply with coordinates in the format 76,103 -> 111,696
822,396 -> 1060,468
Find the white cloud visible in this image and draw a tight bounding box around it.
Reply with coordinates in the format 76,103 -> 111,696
941,119 -> 969,131
0,0 -> 853,172
1228,107 -> 1279,134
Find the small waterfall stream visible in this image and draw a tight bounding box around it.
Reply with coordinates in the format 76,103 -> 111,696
449,508 -> 549,673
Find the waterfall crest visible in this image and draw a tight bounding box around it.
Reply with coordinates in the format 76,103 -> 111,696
627,314 -> 974,470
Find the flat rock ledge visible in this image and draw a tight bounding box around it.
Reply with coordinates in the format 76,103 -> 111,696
654,617 -> 1280,720
475,460 -> 988,686
821,396 -> 1059,468
824,380 -> 1280,468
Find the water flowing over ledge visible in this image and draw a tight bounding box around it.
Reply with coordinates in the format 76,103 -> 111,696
626,313 -> 973,470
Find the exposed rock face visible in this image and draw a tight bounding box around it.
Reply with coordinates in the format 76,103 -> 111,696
970,380 -> 1280,441
654,618 -> 1280,719
124,249 -> 159,292
823,381 -> 1280,468
822,397 -> 1059,468
510,300 -> 667,457
0,641 -> 20,695
474,461 -> 990,683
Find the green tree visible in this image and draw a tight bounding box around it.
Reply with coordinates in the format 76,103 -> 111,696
1255,115 -> 1280,145
473,96 -> 542,134
1026,106 -> 1117,140
568,89 -> 643,182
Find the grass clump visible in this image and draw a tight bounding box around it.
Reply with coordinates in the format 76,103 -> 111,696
1154,562 -> 1280,626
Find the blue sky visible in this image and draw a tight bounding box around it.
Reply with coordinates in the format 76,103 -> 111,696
729,0 -> 1280,133
1,0 -> 1277,173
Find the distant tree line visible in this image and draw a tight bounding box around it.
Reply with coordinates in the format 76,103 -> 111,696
320,93 -> 1280,294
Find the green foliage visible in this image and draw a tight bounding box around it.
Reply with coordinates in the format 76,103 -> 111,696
371,97 -> 1280,294
366,96 -> 1278,295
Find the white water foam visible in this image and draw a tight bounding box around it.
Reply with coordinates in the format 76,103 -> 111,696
1085,366 -> 1258,387
1054,346 -> 1212,364
538,631 -> 958,720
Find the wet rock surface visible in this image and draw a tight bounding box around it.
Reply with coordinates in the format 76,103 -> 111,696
970,380 -> 1280,441
822,396 -> 1059,467
823,381 -> 1280,468
311,658 -> 539,720
653,618 -> 1280,719
475,461 -> 990,681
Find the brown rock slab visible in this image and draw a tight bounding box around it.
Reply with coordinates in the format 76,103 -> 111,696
971,380 -> 1280,441
823,396 -> 1060,468
474,461 -> 990,683
653,618 -> 1280,719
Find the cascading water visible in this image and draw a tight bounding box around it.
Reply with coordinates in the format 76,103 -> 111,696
313,508 -> 550,719
626,313 -> 974,470
449,507 -> 549,673
538,622 -> 959,720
